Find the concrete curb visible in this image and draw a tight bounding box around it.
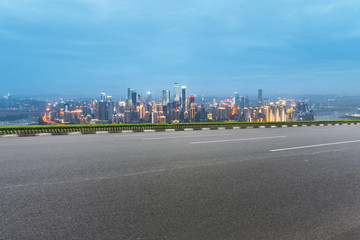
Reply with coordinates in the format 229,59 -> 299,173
1,123 -> 357,138
121,130 -> 134,133
96,131 -> 109,134
144,130 -> 155,133
1,134 -> 19,138
165,129 -> 176,132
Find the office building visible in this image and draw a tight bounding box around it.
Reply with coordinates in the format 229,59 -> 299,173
174,83 -> 180,103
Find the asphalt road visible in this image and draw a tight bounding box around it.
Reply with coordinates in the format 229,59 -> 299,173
1,125 -> 360,240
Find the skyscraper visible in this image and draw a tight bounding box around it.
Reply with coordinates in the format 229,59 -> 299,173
258,89 -> 263,104
162,90 -> 170,106
100,92 -> 106,102
181,85 -> 186,110
245,96 -> 250,107
189,95 -> 195,105
146,91 -> 152,104
174,82 -> 180,103
127,88 -> 134,108
240,96 -> 245,109
131,91 -> 137,108
234,92 -> 240,107
99,101 -> 107,120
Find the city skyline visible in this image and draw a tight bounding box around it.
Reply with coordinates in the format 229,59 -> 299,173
1,1 -> 360,95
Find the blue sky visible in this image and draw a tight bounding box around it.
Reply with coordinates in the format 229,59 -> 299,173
1,0 -> 360,97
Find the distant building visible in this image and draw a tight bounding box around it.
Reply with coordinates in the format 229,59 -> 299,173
174,83 -> 180,103
181,86 -> 187,110
162,90 -> 170,106
258,89 -> 263,105
189,95 -> 195,105
127,88 -> 134,108
234,92 -> 240,107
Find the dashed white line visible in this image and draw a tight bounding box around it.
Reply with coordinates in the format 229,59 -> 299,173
144,134 -> 231,140
310,149 -> 345,155
190,136 -> 287,144
270,140 -> 360,152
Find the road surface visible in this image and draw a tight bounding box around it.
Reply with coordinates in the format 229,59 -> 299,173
1,125 -> 360,239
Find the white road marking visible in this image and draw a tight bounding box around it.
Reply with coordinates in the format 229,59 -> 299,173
310,149 -> 345,155
309,127 -> 351,131
270,140 -> 360,152
144,133 -> 231,140
190,136 -> 287,144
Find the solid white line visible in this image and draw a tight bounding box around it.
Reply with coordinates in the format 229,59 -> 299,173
190,136 -> 286,144
144,133 -> 231,140
270,140 -> 360,152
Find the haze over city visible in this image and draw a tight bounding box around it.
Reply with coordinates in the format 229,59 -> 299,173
1,0 -> 360,96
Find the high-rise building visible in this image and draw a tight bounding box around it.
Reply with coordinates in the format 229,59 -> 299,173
181,86 -> 187,110
240,96 -> 245,109
146,91 -> 152,104
245,96 -> 250,107
99,101 -> 107,120
100,92 -> 107,102
107,101 -> 114,122
131,91 -> 137,108
162,90 -> 170,106
189,95 -> 195,105
234,92 -> 240,107
258,89 -> 263,104
174,83 -> 180,103
127,88 -> 134,108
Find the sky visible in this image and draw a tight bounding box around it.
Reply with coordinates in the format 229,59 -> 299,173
1,0 -> 360,97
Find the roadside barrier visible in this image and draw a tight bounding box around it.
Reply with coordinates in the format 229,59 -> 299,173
0,121 -> 359,138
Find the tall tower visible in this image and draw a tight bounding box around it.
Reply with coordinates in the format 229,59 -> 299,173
234,92 -> 240,107
162,90 -> 170,106
189,95 -> 195,105
100,92 -> 106,102
240,96 -> 245,109
146,91 -> 152,104
174,83 -> 180,103
127,88 -> 134,108
131,91 -> 137,108
258,89 -> 263,105
245,96 -> 250,107
181,86 -> 187,110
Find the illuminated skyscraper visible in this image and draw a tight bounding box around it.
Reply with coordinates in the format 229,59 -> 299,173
181,86 -> 187,110
162,90 -> 170,106
174,83 -> 180,103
